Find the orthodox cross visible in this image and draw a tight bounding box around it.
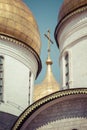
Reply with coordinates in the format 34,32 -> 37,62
44,30 -> 54,56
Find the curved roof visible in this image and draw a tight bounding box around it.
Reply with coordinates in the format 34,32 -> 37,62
0,0 -> 41,55
59,0 -> 87,22
33,55 -> 60,102
12,88 -> 87,130
55,0 -> 87,48
0,112 -> 17,130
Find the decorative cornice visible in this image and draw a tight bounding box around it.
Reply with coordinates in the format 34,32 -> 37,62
55,5 -> 87,48
12,88 -> 87,130
0,34 -> 42,78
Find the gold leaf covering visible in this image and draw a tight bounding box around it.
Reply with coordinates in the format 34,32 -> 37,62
0,0 -> 41,55
33,55 -> 60,102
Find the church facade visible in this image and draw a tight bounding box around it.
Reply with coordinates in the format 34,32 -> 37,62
0,0 -> 87,130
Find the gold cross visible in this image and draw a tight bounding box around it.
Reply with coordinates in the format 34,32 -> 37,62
44,29 -> 53,56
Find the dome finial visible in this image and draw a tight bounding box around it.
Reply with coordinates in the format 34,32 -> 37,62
33,30 -> 60,102
44,29 -> 53,65
44,29 -> 54,56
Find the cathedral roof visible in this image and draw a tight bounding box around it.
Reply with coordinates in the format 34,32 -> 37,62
33,55 -> 60,102
59,0 -> 87,22
12,88 -> 87,130
0,112 -> 17,130
55,0 -> 87,48
33,29 -> 60,102
0,0 -> 41,55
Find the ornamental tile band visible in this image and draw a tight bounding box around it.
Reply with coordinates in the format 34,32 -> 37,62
12,88 -> 87,130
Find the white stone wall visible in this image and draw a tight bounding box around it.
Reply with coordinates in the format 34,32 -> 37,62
71,41 -> 87,88
0,55 -> 30,115
58,11 -> 87,89
0,39 -> 38,116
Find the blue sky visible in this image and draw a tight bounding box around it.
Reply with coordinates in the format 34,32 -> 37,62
23,0 -> 63,84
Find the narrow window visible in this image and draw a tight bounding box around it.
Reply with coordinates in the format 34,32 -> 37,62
65,53 -> 69,88
0,56 -> 4,103
28,71 -> 31,105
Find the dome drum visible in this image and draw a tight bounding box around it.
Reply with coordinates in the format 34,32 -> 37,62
0,0 -> 42,77
55,0 -> 87,48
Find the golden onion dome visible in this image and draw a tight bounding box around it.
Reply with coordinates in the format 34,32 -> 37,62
0,0 -> 41,55
33,30 -> 60,102
33,55 -> 60,102
59,0 -> 87,22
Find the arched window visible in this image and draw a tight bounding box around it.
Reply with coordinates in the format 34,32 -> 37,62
65,52 -> 69,88
0,56 -> 4,103
28,71 -> 32,105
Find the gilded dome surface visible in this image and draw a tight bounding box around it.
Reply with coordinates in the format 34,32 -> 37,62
0,0 -> 41,55
33,56 -> 60,102
59,0 -> 87,22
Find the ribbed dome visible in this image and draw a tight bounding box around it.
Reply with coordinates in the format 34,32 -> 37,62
59,0 -> 87,22
0,0 -> 41,55
33,56 -> 60,102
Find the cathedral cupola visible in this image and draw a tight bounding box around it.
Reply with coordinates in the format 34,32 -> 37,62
0,0 -> 41,116
55,0 -> 87,89
33,30 -> 60,102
